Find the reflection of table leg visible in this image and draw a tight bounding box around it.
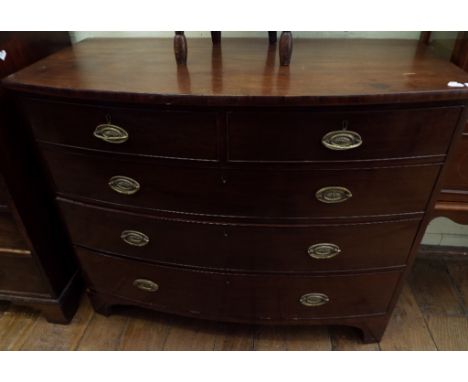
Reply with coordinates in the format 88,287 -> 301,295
268,31 -> 277,44
279,31 -> 293,66
174,31 -> 187,65
211,31 -> 221,44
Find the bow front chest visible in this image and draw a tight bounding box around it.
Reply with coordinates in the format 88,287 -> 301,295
4,38 -> 468,342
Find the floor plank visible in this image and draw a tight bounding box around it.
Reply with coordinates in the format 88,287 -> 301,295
409,260 -> 465,316
330,327 -> 380,351
425,315 -> 468,350
162,317 -> 224,350
213,323 -> 255,351
447,262 -> 468,313
253,326 -> 285,351
0,305 -> 39,350
379,284 -> 437,350
19,296 -> 93,350
283,326 -> 332,351
254,325 -> 331,350
77,307 -> 129,350
119,310 -> 172,350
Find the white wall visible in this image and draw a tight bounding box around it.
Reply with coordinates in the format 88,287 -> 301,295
69,31 -> 468,247
70,31 -> 421,43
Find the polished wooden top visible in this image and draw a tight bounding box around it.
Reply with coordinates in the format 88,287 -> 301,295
4,38 -> 468,106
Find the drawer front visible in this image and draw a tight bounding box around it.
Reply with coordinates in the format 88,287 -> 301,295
60,199 -> 418,272
44,148 -> 440,218
22,99 -> 219,161
77,247 -> 401,321
228,107 -> 462,162
0,211 -> 29,251
0,252 -> 49,295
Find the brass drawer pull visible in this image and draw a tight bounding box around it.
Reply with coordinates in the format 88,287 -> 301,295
308,243 -> 341,259
121,230 -> 149,247
315,186 -> 352,204
322,130 -> 362,151
108,176 -> 140,195
300,293 -> 330,307
94,124 -> 129,144
133,278 -> 159,292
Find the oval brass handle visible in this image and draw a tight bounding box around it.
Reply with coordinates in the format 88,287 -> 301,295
94,124 -> 129,144
308,243 -> 341,259
322,130 -> 362,151
300,293 -> 330,307
121,230 -> 149,247
108,176 -> 140,195
315,186 -> 352,204
133,278 -> 159,292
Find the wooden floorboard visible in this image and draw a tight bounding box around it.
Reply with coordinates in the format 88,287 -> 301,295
213,323 -> 255,351
76,309 -> 129,351
409,260 -> 465,316
0,305 -> 39,350
0,258 -> 466,350
409,259 -> 468,351
254,325 -> 332,351
378,284 -> 437,350
447,262 -> 468,313
424,315 -> 468,350
118,309 -> 172,350
18,296 -> 94,351
330,326 -> 380,351
162,317 -> 224,351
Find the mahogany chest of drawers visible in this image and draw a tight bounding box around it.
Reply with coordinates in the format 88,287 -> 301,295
3,38 -> 468,341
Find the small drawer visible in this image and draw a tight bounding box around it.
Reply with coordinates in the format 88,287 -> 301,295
44,147 -> 440,218
0,211 -> 29,251
77,247 -> 402,322
21,99 -> 219,161
0,252 -> 49,295
60,199 -> 418,272
227,107 -> 463,162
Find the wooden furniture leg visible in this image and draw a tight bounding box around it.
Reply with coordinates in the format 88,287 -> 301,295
87,290 -> 113,317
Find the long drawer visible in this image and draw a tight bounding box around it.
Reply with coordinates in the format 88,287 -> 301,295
60,199 -> 417,273
77,247 -> 402,322
43,147 -> 440,218
227,107 -> 462,162
21,98 -> 220,161
0,252 -> 49,295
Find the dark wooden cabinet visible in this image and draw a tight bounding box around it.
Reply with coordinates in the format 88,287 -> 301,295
0,32 -> 81,323
421,32 -> 468,227
3,37 -> 468,341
